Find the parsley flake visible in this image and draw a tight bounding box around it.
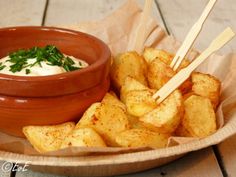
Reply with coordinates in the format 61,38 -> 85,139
6,45 -> 83,73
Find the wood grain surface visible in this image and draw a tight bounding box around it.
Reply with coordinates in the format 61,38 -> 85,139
217,135 -> 236,177
45,0 -> 164,28
157,0 -> 236,54
0,161 -> 12,177
0,0 -> 46,27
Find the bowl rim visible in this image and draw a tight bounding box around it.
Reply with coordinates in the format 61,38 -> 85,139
0,26 -> 111,82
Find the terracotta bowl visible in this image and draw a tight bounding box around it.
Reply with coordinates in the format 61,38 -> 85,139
0,26 -> 111,137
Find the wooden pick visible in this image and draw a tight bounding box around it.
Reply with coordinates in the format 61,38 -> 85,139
170,0 -> 217,71
153,27 -> 235,103
133,0 -> 153,54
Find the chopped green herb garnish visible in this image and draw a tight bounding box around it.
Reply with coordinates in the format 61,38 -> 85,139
25,69 -> 31,75
62,57 -> 80,71
6,45 -> 83,73
0,62 -> 6,71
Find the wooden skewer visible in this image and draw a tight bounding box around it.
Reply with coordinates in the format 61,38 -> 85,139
170,0 -> 217,71
133,0 -> 153,54
153,27 -> 235,103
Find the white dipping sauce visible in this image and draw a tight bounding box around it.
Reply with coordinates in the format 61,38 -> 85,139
0,55 -> 88,76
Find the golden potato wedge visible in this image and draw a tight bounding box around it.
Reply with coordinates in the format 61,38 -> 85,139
102,92 -> 126,111
183,92 -> 195,101
179,78 -> 193,95
127,114 -> 149,130
144,49 -> 190,91
23,122 -> 75,153
121,76 -> 148,92
120,76 -> 150,102
140,90 -> 183,134
175,123 -> 192,137
76,102 -> 130,146
120,77 -> 157,117
115,129 -> 170,148
144,48 -> 174,65
127,114 -> 166,131
61,128 -> 106,149
123,89 -> 158,117
110,51 -> 148,91
108,91 -> 118,98
76,102 -> 102,126
182,95 -> 217,138
147,58 -> 175,90
143,48 -> 164,63
192,72 -> 221,109
143,48 -> 189,69
147,57 -> 192,93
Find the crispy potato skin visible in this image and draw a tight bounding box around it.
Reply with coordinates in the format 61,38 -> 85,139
61,128 -> 106,148
24,48 -> 222,152
147,58 -> 175,90
140,90 -> 183,134
120,76 -> 148,102
127,114 -> 149,130
191,72 -> 221,109
120,77 -> 157,117
102,92 -> 126,111
146,58 -> 191,94
76,102 -> 102,127
145,48 -> 191,93
175,123 -> 192,137
143,48 -> 189,69
179,79 -> 193,95
143,48 -> 175,64
23,122 -> 75,153
110,51 -> 148,91
76,94 -> 130,146
123,90 -> 157,117
179,95 -> 217,138
143,48 -> 164,63
115,129 -> 170,148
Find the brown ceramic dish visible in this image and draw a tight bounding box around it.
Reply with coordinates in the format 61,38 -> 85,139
0,26 -> 111,137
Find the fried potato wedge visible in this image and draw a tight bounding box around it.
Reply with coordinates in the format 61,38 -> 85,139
23,122 -> 75,153
76,102 -> 102,126
120,76 -> 149,102
143,48 -> 189,69
110,51 -> 147,91
192,72 -> 221,109
175,123 -> 192,137
143,48 -> 165,63
179,79 -> 193,95
147,58 -> 175,90
127,114 -> 149,130
76,99 -> 130,146
115,129 -> 169,148
123,89 -> 157,117
120,77 -> 157,117
121,76 -> 148,92
181,95 -> 217,138
61,128 -> 106,149
147,57 -> 192,93
140,90 -> 183,134
102,92 -> 126,111
144,48 -> 191,93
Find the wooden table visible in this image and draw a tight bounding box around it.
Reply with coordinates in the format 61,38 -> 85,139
0,0 -> 235,176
